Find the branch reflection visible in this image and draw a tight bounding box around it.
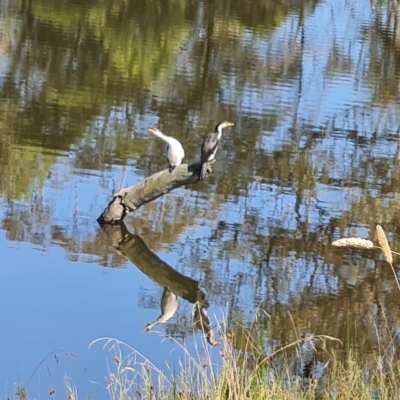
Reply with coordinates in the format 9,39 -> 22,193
100,222 -> 219,345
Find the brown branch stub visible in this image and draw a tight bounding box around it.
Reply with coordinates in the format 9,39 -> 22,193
98,161 -> 214,224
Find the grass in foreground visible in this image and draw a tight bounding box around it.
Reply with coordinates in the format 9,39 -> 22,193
12,326 -> 400,400
87,323 -> 400,400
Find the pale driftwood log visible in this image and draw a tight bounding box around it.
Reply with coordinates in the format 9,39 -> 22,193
98,161 -> 214,224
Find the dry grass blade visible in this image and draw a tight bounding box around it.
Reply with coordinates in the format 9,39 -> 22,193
376,225 -> 393,263
331,237 -> 374,249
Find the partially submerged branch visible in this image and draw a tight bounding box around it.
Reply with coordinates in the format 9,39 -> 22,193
98,161 -> 214,224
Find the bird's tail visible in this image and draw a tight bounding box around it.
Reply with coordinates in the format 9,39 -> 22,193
199,162 -> 208,180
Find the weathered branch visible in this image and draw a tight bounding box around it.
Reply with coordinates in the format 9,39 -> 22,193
98,161 -> 214,224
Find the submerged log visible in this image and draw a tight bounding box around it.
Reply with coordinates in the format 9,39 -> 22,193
98,161 -> 214,224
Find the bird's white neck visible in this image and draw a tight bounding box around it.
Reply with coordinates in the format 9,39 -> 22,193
152,130 -> 176,146
216,125 -> 224,140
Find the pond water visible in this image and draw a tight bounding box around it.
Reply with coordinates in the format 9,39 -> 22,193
1,0 -> 400,397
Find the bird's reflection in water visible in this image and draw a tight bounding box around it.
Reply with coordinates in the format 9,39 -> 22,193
143,287 -> 178,331
193,303 -> 220,346
100,222 -> 219,345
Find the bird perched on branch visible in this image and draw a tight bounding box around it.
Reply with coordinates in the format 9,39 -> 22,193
199,121 -> 234,180
148,128 -> 185,173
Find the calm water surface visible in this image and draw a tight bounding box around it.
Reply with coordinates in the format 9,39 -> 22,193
1,0 -> 400,396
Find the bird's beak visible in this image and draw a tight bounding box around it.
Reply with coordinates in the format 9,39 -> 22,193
148,128 -> 156,134
227,122 -> 235,127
